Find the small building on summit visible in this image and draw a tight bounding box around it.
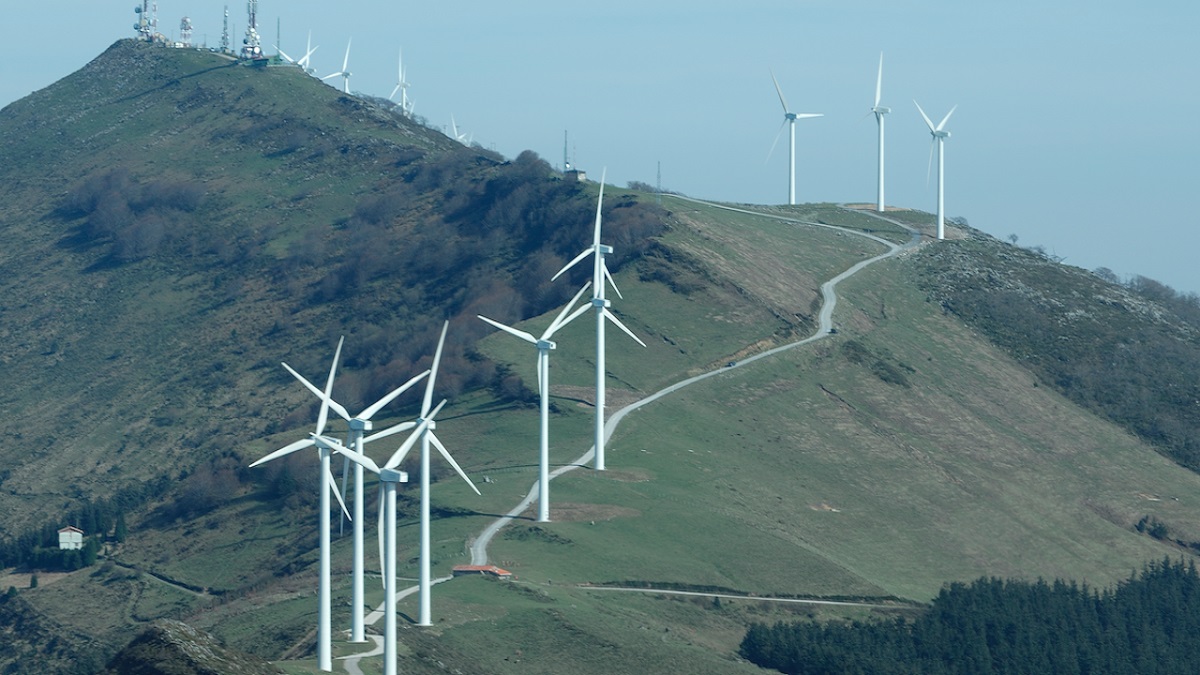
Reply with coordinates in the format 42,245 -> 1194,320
451,565 -> 513,580
58,526 -> 84,550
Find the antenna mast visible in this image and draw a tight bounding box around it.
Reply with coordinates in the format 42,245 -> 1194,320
180,16 -> 193,48
242,0 -> 263,59
134,1 -> 151,41
220,6 -> 230,53
563,131 -> 571,172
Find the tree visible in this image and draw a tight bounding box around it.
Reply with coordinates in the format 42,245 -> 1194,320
29,573 -> 38,589
113,512 -> 127,543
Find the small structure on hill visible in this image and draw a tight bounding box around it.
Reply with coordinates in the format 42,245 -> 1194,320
452,565 -> 513,580
58,526 -> 84,550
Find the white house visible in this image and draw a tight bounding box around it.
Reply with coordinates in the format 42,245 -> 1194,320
58,526 -> 84,550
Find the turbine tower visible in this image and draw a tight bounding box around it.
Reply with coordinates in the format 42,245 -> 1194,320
770,71 -> 823,205
552,170 -> 646,471
871,53 -> 890,212
915,101 -> 957,240
478,283 -> 593,522
250,339 -> 352,673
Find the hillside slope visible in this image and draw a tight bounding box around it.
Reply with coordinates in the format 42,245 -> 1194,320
2,41 -> 1200,675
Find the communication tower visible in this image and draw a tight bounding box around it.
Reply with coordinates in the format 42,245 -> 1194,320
134,1 -> 151,41
563,131 -> 571,172
241,0 -> 263,59
220,6 -> 231,53
180,17 -> 193,47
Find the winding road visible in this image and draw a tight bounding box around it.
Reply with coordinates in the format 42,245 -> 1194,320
340,201 -> 923,672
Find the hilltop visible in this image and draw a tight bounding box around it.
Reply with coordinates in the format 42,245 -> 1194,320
2,40 -> 1200,674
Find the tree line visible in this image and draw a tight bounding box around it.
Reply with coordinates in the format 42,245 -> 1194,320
740,558 -> 1200,674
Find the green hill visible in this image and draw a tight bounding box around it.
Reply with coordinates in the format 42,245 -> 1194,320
2,40 -> 1200,674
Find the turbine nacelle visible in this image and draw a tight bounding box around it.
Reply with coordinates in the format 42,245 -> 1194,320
379,468 -> 407,483
349,418 -> 372,432
537,339 -> 556,351
872,105 -> 891,115
591,297 -> 611,309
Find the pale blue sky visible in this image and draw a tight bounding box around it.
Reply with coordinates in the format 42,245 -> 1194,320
3,2 -> 1196,293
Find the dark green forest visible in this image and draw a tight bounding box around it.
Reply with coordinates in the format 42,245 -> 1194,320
741,558 -> 1200,675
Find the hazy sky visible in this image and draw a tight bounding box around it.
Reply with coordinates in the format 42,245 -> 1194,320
3,2 -> 1196,293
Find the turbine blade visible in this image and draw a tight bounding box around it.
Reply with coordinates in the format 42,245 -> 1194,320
249,438 -> 314,467
383,399 -> 446,470
875,53 -> 883,108
545,282 -> 593,337
550,247 -> 593,282
360,370 -> 430,420
937,105 -> 958,131
429,433 -> 481,496
362,420 -> 417,445
536,350 -> 544,398
389,84 -> 401,100
926,138 -> 935,188
376,486 -> 385,588
422,322 -> 448,417
914,100 -> 935,132
327,466 -> 351,521
795,113 -> 823,120
317,337 -> 344,435
342,38 -> 351,72
277,46 -> 294,63
319,434 -> 381,474
766,118 -> 787,163
602,261 -> 623,299
321,72 -> 341,81
282,363 -> 351,422
602,308 -> 647,347
477,315 -> 538,345
770,70 -> 790,113
592,169 -> 607,247
339,454 -> 351,528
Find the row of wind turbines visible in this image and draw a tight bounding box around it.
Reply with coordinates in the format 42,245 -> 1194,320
276,34 -> 479,146
249,171 -> 640,674
773,53 -> 957,239
277,33 -> 414,118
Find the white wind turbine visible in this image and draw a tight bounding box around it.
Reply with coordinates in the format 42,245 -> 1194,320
388,48 -> 412,116
871,53 -> 890,212
249,338 -> 353,673
276,32 -> 317,72
388,321 -> 477,624
322,38 -> 353,94
915,101 -> 958,240
282,357 -> 429,644
478,283 -> 593,522
551,170 -> 646,471
769,71 -> 823,205
450,115 -> 471,145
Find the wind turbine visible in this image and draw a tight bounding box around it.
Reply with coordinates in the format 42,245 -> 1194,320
478,283 -> 593,522
276,32 -> 317,71
373,321 -> 479,626
551,170 -> 647,471
249,338 -> 353,673
915,101 -> 957,240
388,48 -> 412,116
282,356 -> 429,644
450,115 -> 471,145
871,53 -> 890,212
769,71 -> 823,205
322,38 -> 352,94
